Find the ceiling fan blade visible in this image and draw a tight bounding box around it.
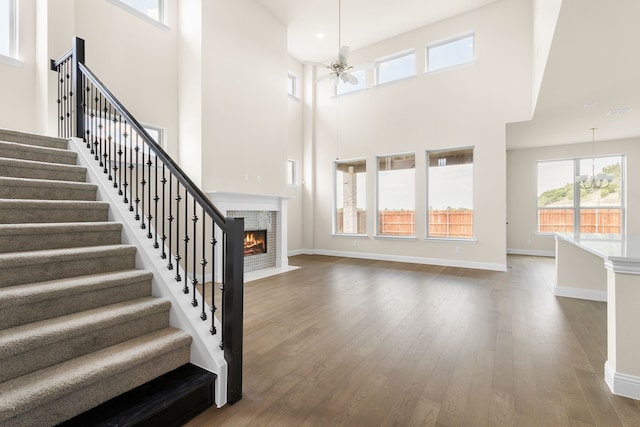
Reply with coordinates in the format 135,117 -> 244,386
345,72 -> 358,85
338,45 -> 350,65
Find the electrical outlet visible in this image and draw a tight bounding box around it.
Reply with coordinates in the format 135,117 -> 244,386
352,240 -> 357,247
455,246 -> 461,254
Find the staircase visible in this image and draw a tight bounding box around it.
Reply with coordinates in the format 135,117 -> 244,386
0,129 -> 208,426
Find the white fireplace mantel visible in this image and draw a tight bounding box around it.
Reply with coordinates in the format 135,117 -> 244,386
208,191 -> 292,279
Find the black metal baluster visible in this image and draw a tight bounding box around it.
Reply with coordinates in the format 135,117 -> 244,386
167,174 -> 174,270
117,114 -> 123,195
183,193 -> 190,293
84,77 -> 90,148
134,134 -> 140,220
98,93 -> 104,167
210,218 -> 217,335
161,165 -> 167,258
191,198 -> 199,306
175,183 -> 182,282
146,143 -> 153,238
140,135 -> 147,229
106,104 -> 113,180
153,153 -> 159,249
124,123 -> 131,208
63,61 -> 68,137
200,212 -> 208,321
92,88 -> 98,159
111,113 -> 118,189
219,231 -> 226,349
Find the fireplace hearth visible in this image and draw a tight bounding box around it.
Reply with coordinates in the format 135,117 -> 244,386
244,230 -> 267,256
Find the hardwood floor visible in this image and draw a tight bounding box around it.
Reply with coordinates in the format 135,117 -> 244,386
186,255 -> 640,426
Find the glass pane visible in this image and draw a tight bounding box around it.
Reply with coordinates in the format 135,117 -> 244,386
428,35 -> 474,72
580,208 -> 622,234
120,0 -> 160,21
428,149 -> 473,238
537,160 -> 574,208
287,160 -> 295,185
337,69 -> 367,95
287,75 -> 295,96
377,154 -> 415,236
377,52 -> 415,85
537,208 -> 575,233
335,160 -> 366,234
578,156 -> 622,207
0,0 -> 11,57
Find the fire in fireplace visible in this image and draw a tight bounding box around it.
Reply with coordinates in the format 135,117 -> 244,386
244,230 -> 267,256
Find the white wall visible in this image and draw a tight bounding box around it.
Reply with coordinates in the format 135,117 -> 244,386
507,136 -> 640,255
286,56 -> 304,253
307,0 -> 532,271
531,0 -> 562,112
0,0 -> 36,133
200,0 -> 288,197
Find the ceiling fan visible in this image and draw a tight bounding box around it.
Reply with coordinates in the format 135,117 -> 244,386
315,0 -> 366,85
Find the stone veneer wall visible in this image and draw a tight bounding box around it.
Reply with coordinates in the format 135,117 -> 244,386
228,210 -> 278,273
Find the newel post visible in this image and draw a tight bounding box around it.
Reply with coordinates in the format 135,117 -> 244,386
223,217 -> 244,404
72,37 -> 85,139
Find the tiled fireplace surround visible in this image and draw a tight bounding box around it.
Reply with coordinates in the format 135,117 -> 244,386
208,192 -> 292,281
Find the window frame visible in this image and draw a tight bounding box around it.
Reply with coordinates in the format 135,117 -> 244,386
426,146 -> 475,240
334,158 -> 367,236
287,72 -> 300,100
0,0 -> 19,66
105,0 -> 169,30
426,32 -> 475,74
287,159 -> 299,186
374,49 -> 416,86
536,155 -> 625,235
375,152 -> 416,238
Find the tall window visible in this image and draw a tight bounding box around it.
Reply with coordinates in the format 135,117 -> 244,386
537,155 -> 624,234
0,0 -> 16,59
375,50 -> 416,85
427,34 -> 475,73
287,159 -> 298,186
427,148 -> 474,238
335,159 -> 366,234
336,69 -> 367,96
377,154 -> 415,236
109,0 -> 165,25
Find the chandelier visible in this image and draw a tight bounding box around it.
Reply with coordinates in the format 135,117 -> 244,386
575,128 -> 612,190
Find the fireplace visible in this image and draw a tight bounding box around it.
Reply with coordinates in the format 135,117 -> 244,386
244,230 -> 267,256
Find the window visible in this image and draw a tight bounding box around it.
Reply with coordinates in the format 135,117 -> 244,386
0,0 -> 16,60
287,73 -> 299,99
142,123 -> 165,149
335,159 -> 366,234
427,34 -> 474,73
287,159 -> 298,185
537,155 -> 624,234
107,0 -> 165,26
427,148 -> 474,238
375,50 -> 416,85
377,154 -> 415,236
336,69 -> 367,96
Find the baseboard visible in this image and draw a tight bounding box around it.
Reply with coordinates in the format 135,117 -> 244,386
554,285 -> 607,302
288,249 -> 311,257
605,361 -> 640,400
507,248 -> 555,257
312,249 -> 507,272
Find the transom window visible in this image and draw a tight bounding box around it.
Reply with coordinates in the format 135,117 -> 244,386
377,154 -> 415,237
287,160 -> 298,186
537,155 -> 624,234
375,50 -> 416,85
427,34 -> 475,73
287,73 -> 299,99
427,148 -> 474,239
0,0 -> 16,59
107,0 -> 165,25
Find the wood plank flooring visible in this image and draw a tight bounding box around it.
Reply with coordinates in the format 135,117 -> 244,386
186,255 -> 640,426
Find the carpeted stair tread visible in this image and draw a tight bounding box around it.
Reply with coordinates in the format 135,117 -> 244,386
0,297 -> 172,382
0,198 -> 110,224
0,222 -> 122,253
0,129 -> 67,150
0,269 -> 153,329
0,157 -> 86,182
0,140 -> 77,165
0,176 -> 97,201
0,244 -> 137,288
0,328 -> 192,426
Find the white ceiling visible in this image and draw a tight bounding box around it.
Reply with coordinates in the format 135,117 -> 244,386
254,0 -> 500,63
255,0 -> 640,150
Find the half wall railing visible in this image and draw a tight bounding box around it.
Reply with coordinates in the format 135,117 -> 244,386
50,37 -> 244,404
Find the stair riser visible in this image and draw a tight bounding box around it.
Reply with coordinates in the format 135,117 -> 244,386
0,130 -> 67,150
0,252 -> 136,288
0,334 -> 191,427
0,229 -> 121,253
0,183 -> 96,201
0,144 -> 77,165
0,205 -> 109,224
0,161 -> 86,182
0,277 -> 152,329
1,310 -> 170,383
